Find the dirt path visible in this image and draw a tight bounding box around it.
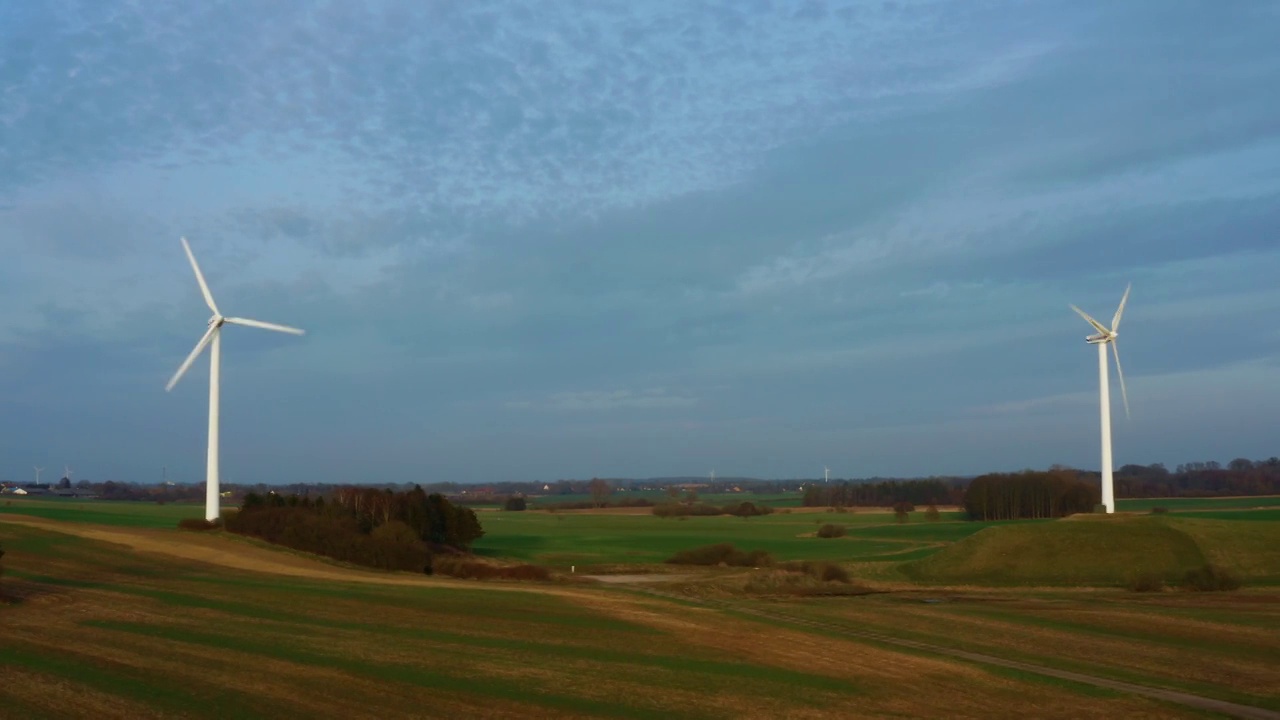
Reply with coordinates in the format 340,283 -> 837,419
582,573 -> 699,584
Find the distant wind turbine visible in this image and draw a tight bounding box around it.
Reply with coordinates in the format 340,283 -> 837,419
824,466 -> 830,484
165,237 -> 306,522
34,466 -> 43,484
1070,283 -> 1132,515
63,465 -> 72,480
710,469 -> 716,483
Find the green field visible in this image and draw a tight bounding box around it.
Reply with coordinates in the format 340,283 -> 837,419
1115,496 -> 1280,512
0,498 -> 200,528
902,515 -> 1280,586
473,508 -> 982,568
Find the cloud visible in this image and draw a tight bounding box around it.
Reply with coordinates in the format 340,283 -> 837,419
3,1 -> 1280,483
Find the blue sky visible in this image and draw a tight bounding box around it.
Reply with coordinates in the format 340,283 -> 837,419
2,1 -> 1279,485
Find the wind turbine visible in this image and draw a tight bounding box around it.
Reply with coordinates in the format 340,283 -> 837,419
63,465 -> 73,481
34,467 -> 43,484
166,237 -> 305,522
1070,284 -> 1131,514
709,469 -> 716,484
824,466 -> 830,484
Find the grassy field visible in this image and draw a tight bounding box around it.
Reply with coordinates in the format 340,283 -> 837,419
1115,496 -> 1280,512
0,498 -> 200,528
2,519 -> 1227,719
2,495 -> 1279,717
472,507 -> 983,569
900,515 -> 1280,586
760,588 -> 1280,713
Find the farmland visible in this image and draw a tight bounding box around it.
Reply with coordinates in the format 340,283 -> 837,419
2,496 -> 1279,718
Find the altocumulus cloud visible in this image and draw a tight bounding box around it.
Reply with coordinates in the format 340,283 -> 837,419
1,1 -> 1279,484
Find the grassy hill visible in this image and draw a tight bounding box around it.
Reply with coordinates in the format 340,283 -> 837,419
900,515 -> 1280,587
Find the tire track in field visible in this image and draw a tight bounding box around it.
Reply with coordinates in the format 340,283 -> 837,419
631,587 -> 1280,720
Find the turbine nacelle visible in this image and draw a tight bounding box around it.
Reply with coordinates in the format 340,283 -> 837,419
1070,283 -> 1131,420
166,238 -> 306,393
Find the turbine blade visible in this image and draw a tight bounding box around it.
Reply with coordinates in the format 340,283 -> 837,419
223,317 -> 306,335
1111,340 -> 1131,420
166,325 -> 217,392
1070,304 -> 1111,336
1111,283 -> 1132,331
181,237 -> 220,315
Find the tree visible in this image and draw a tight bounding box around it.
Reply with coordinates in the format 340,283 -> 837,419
1228,458 -> 1255,472
587,478 -> 612,508
503,495 -> 527,511
924,504 -> 941,522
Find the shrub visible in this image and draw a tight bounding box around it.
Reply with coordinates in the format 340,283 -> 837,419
816,524 -> 847,538
924,505 -> 941,522
503,496 -> 527,511
752,562 -> 862,595
666,543 -> 773,567
430,555 -> 550,581
1184,564 -> 1241,592
1126,572 -> 1165,592
722,501 -> 774,517
177,518 -> 220,531
371,520 -> 421,545
652,502 -> 723,518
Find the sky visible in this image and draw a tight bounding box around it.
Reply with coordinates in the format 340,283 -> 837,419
2,1 -> 1279,486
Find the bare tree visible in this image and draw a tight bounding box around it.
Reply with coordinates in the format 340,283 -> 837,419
588,478 -> 612,508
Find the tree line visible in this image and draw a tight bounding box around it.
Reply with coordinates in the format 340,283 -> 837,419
962,470 -> 1099,521
1114,458 -> 1280,498
223,485 -> 484,573
801,479 -> 964,508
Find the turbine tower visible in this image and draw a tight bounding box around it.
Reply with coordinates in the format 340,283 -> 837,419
1070,284 -> 1131,514
166,237 -> 305,522
63,465 -> 73,481
34,466 -> 43,484
824,466 -> 830,484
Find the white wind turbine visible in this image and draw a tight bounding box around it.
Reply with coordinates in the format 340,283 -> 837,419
34,467 -> 43,484
1070,284 -> 1131,514
824,466 -> 830,483
166,237 -> 305,522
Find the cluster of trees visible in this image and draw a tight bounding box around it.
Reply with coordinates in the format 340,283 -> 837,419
1114,459 -> 1280,498
963,470 -> 1099,520
223,486 -> 483,573
801,479 -> 963,508
652,500 -> 774,518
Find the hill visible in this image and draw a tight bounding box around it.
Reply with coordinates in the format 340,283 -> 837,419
900,515 -> 1280,587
